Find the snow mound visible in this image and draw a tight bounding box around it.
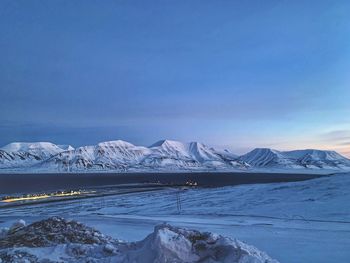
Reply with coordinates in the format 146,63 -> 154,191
128,223 -> 278,263
0,217 -> 278,263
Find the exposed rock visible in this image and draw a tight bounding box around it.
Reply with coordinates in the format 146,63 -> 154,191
0,217 -> 114,248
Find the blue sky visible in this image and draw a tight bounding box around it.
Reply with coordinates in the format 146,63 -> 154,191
0,0 -> 349,156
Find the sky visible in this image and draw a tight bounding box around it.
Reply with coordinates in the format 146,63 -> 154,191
0,0 -> 350,156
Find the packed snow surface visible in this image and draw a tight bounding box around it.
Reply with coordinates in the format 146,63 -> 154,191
1,139 -> 350,172
0,217 -> 278,263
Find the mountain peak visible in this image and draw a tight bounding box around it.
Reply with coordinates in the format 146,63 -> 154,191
253,147 -> 277,151
250,148 -> 281,155
97,140 -> 135,148
240,148 -> 293,168
150,139 -> 184,148
1,142 -> 61,152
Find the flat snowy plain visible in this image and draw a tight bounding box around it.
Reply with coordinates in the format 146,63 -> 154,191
1,172 -> 349,262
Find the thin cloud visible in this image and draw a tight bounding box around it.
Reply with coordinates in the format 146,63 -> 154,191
337,141 -> 350,146
322,130 -> 350,141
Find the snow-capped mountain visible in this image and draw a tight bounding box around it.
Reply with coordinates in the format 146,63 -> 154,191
239,148 -> 299,168
141,140 -> 246,170
285,149 -> 350,169
41,140 -> 151,171
39,139 -> 246,172
240,148 -> 350,169
0,142 -> 73,169
0,140 -> 349,172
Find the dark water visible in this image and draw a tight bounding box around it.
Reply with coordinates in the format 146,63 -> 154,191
0,172 -> 326,195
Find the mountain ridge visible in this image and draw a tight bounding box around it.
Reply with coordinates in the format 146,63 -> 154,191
1,140 -> 349,172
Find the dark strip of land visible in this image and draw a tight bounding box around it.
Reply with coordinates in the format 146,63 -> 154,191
0,172 -> 326,195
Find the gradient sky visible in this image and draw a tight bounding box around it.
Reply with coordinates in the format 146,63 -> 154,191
0,0 -> 350,156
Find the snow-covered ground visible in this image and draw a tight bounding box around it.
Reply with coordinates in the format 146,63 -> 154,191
1,172 -> 350,262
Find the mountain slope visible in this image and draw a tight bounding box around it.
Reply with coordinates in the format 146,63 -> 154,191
239,148 -> 298,168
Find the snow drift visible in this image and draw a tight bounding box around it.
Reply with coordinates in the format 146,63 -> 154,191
0,217 -> 279,263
